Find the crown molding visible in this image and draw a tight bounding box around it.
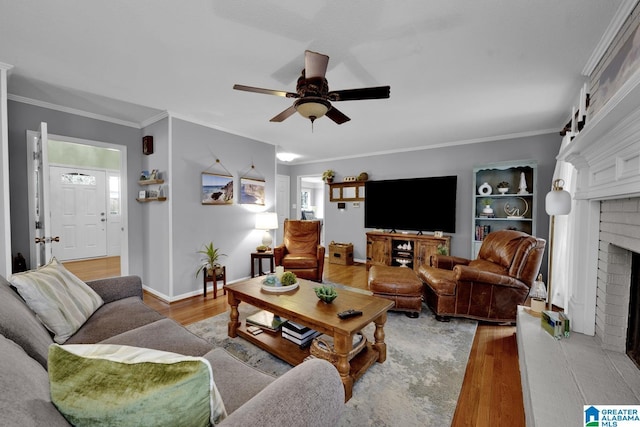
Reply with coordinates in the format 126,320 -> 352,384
7,94 -> 141,128
290,127 -> 558,166
582,0 -> 639,76
140,111 -> 169,128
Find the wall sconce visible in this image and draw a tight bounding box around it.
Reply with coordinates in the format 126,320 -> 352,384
255,212 -> 279,249
337,202 -> 346,211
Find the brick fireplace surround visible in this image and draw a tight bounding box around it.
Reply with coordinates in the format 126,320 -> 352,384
517,60 -> 640,425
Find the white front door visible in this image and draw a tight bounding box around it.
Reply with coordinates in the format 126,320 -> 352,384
49,166 -> 107,261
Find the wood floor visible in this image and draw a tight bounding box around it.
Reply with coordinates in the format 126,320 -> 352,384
66,258 -> 525,427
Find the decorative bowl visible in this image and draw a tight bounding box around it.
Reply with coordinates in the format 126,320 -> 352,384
314,286 -> 338,303
261,275 -> 298,292
498,187 -> 509,194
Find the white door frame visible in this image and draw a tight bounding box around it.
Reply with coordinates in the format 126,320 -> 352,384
276,174 -> 290,246
26,130 -> 129,274
296,174 -> 325,245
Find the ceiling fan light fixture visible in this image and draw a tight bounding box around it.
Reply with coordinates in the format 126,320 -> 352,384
294,98 -> 330,122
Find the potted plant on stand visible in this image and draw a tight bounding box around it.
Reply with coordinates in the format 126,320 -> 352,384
322,169 -> 335,184
195,242 -> 227,280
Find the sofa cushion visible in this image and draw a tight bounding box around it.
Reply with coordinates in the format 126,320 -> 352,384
0,276 -> 53,368
0,334 -> 70,426
282,254 -> 318,269
203,347 -> 276,414
65,296 -> 164,344
10,258 -> 104,343
101,318 -> 212,356
49,343 -> 227,427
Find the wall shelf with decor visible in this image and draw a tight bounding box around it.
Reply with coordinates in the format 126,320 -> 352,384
137,178 -> 167,202
472,160 -> 537,258
329,182 -> 365,202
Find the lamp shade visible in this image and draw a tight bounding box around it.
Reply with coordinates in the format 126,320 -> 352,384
545,179 -> 572,215
255,212 -> 278,230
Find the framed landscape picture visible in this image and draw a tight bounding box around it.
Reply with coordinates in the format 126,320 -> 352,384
201,173 -> 233,205
240,177 -> 265,205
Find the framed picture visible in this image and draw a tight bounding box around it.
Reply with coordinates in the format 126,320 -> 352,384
201,173 -> 233,205
240,177 -> 265,205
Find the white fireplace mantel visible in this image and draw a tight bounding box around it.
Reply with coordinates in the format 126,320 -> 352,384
558,69 -> 640,335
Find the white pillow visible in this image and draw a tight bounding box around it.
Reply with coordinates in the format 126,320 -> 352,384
49,343 -> 227,426
10,258 -> 103,343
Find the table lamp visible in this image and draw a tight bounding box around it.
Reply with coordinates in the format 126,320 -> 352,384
255,212 -> 279,250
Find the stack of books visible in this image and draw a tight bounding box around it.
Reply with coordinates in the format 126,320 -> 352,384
246,310 -> 286,332
281,320 -> 320,348
541,310 -> 570,339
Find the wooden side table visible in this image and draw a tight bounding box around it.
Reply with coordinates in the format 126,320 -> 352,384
250,252 -> 274,277
203,265 -> 226,298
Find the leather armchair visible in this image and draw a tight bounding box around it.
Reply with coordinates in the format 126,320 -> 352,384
273,219 -> 325,282
418,230 -> 546,323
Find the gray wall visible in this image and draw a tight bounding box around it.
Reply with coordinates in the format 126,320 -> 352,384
7,100 -> 144,275
287,132 -> 562,277
165,118 -> 276,298
8,103 -> 277,300
139,117 -> 170,295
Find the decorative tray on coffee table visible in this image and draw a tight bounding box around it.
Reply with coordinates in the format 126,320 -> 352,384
261,280 -> 299,293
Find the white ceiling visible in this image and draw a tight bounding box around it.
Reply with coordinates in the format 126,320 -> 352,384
0,0 -> 625,163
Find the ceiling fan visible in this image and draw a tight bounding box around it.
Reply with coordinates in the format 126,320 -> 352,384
233,50 -> 390,126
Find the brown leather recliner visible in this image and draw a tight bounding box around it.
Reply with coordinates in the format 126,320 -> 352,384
418,230 -> 546,323
273,219 -> 325,282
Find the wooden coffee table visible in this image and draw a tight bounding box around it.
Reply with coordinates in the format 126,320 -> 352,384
226,276 -> 394,401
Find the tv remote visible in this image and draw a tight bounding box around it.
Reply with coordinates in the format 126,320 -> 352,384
337,309 -> 363,319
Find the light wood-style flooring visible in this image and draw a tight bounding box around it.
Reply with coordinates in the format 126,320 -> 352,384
65,258 -> 525,427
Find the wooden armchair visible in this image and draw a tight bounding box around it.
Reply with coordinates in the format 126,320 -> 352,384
273,219 -> 325,282
418,230 -> 545,323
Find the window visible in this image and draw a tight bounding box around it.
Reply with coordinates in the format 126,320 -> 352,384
109,175 -> 120,215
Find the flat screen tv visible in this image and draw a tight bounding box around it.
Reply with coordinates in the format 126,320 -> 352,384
364,176 -> 457,233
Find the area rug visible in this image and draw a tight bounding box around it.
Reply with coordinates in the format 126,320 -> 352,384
187,303 -> 477,426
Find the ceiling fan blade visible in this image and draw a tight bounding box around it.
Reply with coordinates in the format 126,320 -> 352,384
304,50 -> 329,79
270,105 -> 297,122
328,86 -> 390,101
233,84 -> 298,98
326,106 -> 351,124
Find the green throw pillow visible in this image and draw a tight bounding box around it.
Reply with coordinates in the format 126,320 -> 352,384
10,257 -> 104,343
49,344 -> 227,426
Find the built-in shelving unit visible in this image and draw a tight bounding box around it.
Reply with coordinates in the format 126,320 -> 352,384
472,160 -> 537,257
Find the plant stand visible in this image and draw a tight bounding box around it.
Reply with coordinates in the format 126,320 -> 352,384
203,265 -> 226,298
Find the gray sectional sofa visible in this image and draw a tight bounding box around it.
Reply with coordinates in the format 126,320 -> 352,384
0,274 -> 344,426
